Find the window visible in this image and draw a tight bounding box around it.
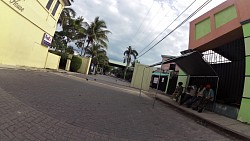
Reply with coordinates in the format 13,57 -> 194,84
52,0 -> 60,16
202,50 -> 231,64
46,0 -> 54,10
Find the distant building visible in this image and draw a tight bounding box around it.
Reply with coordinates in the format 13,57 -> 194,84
0,0 -> 70,68
161,55 -> 179,72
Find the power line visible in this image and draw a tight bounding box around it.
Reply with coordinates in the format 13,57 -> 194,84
131,5 -> 162,45
134,8 -> 171,46
137,0 -> 213,59
129,1 -> 155,44
138,0 -> 197,55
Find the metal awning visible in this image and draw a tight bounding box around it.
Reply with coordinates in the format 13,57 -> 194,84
149,51 -> 217,76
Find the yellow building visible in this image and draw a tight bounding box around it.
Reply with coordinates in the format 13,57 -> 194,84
0,0 -> 70,69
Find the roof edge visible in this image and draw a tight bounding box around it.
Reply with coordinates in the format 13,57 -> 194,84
63,0 -> 71,6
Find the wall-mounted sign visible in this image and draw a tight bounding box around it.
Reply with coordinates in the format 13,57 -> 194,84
153,77 -> 158,84
9,0 -> 25,12
42,33 -> 53,47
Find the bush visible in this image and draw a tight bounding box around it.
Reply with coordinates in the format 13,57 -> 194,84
70,56 -> 82,72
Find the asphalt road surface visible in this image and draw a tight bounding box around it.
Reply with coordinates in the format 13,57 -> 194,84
0,69 -> 232,141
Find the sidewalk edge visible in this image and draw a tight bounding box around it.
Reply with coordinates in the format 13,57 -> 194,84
155,95 -> 250,141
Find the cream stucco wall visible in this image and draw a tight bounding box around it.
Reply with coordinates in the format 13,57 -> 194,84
131,63 -> 153,91
65,59 -> 71,71
77,57 -> 92,74
45,53 -> 60,70
0,0 -> 65,68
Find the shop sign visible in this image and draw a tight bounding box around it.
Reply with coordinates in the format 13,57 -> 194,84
42,33 -> 53,47
9,0 -> 25,12
153,77 -> 158,84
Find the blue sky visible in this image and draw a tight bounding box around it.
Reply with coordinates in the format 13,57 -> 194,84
70,0 -> 226,65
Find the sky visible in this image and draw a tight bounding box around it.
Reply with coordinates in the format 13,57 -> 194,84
70,0 -> 227,65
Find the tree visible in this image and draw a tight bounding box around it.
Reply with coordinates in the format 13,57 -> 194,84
58,7 -> 76,29
51,31 -> 67,52
63,17 -> 85,44
52,17 -> 86,54
123,46 -> 138,79
84,17 -> 111,56
85,44 -> 109,74
74,18 -> 88,56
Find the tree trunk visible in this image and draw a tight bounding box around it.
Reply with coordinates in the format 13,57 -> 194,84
123,57 -> 130,80
80,48 -> 83,56
80,40 -> 85,56
84,40 -> 91,57
123,67 -> 127,80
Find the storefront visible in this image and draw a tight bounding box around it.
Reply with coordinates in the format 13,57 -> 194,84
187,0 -> 250,123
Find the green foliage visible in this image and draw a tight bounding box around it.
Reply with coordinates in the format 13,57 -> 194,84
70,56 -> 82,72
123,46 -> 138,79
86,44 -> 109,74
111,67 -> 124,78
55,5 -> 111,73
123,46 -> 138,67
59,53 -> 68,69
103,65 -> 112,74
84,16 -> 111,56
125,69 -> 133,81
110,67 -> 133,81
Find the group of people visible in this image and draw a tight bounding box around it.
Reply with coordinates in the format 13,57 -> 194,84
172,82 -> 214,113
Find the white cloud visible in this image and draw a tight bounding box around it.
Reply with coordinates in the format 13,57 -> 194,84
71,0 -> 227,65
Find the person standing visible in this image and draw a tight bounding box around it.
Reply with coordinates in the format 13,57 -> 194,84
172,82 -> 183,102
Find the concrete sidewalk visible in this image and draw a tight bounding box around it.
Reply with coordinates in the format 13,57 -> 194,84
153,93 -> 250,140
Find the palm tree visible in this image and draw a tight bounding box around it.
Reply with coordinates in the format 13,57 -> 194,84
58,7 -> 76,29
85,44 -> 109,74
52,17 -> 85,54
96,53 -> 109,74
123,46 -> 138,79
51,31 -> 67,52
74,18 -> 88,56
84,16 -> 111,56
57,0 -> 76,28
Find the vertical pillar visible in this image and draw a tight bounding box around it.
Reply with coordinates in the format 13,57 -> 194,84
177,69 -> 188,92
238,20 -> 250,123
85,57 -> 92,74
65,59 -> 71,71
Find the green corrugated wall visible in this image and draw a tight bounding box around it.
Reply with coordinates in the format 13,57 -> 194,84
237,21 -> 250,123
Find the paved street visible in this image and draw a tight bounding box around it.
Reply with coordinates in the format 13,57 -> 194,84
69,73 -> 131,87
0,69 -> 232,141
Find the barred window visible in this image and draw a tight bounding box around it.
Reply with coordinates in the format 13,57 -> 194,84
46,0 -> 54,10
52,0 -> 60,16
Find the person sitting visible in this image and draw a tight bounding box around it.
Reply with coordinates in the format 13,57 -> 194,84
180,85 -> 197,105
172,82 -> 183,102
197,84 -> 214,113
186,85 -> 205,108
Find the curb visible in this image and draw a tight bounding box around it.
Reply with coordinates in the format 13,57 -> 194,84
155,95 -> 250,141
